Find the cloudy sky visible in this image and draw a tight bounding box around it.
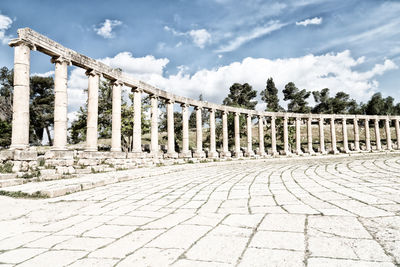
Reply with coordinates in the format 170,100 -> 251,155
0,0 -> 399,116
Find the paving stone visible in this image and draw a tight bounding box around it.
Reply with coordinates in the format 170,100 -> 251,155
0,248 -> 46,264
308,257 -> 395,267
238,248 -> 304,267
69,258 -> 119,267
116,247 -> 183,266
17,250 -> 87,267
83,224 -> 134,238
258,214 -> 305,232
53,237 -> 115,251
250,231 -> 305,251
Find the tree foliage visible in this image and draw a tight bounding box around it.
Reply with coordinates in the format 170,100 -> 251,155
223,83 -> 257,109
364,93 -> 396,115
312,88 -> 359,114
260,77 -> 283,112
283,82 -> 311,113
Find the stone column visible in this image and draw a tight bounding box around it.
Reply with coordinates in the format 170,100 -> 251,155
52,56 -> 69,151
221,111 -> 231,157
319,117 -> 326,154
258,115 -> 266,156
283,115 -> 290,155
342,118 -> 349,153
85,70 -> 100,152
395,119 -> 400,150
330,117 -> 338,154
307,117 -> 314,154
234,112 -> 242,157
353,118 -> 360,152
208,109 -> 218,158
111,80 -> 123,152
245,114 -> 254,157
131,87 -> 142,155
271,116 -> 278,155
385,118 -> 392,150
166,99 -> 178,158
374,118 -> 381,151
9,40 -> 32,149
150,95 -> 159,155
193,106 -> 205,158
365,118 -> 371,151
179,103 -> 191,158
295,118 -> 302,155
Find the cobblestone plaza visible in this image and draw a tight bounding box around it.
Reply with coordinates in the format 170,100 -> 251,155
1,153 -> 399,266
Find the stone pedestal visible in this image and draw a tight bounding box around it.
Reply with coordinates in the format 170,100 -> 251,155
179,151 -> 192,158
207,151 -> 219,159
219,151 -> 231,158
193,151 -> 206,158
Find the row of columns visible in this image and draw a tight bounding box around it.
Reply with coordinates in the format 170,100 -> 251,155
8,40 -> 400,158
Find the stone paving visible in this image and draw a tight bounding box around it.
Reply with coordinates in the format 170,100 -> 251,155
0,154 -> 400,266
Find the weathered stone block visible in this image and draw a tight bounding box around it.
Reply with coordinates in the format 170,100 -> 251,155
13,150 -> 37,161
79,151 -> 107,159
45,159 -> 74,166
45,150 -> 74,159
77,158 -> 98,166
40,169 -> 57,176
0,150 -> 14,161
109,151 -> 127,159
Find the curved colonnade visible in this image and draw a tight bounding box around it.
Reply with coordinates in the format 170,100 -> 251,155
8,28 -> 400,159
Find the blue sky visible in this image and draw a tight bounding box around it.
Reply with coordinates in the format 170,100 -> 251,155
0,0 -> 399,114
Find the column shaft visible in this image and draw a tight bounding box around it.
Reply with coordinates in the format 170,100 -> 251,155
354,118 -> 360,152
307,117 -> 314,154
374,118 -> 381,150
283,116 -> 290,155
194,107 -> 205,158
342,118 -> 349,153
85,70 -> 99,151
365,118 -> 371,151
258,116 -> 265,156
271,116 -> 277,155
234,112 -> 242,157
166,100 -> 177,157
111,81 -> 122,152
395,119 -> 400,150
295,118 -> 302,155
246,114 -> 254,157
132,88 -> 142,153
208,109 -> 218,158
52,57 -> 69,150
150,95 -> 159,154
179,104 -> 191,157
330,117 -> 338,154
221,111 -> 231,157
385,118 -> 392,150
10,42 -> 31,149
319,118 -> 326,154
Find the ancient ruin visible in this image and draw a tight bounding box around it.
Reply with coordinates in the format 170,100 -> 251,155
1,28 -> 400,182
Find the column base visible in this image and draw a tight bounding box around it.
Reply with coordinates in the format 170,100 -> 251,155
207,151 -> 219,159
193,151 -> 206,158
257,151 -> 267,157
280,150 -> 291,156
244,151 -> 255,157
149,151 -> 163,158
179,151 -> 192,158
110,147 -> 122,152
232,151 -> 243,158
220,151 -> 231,158
330,150 -> 340,155
164,152 -> 178,159
9,144 -> 29,150
296,150 -> 303,155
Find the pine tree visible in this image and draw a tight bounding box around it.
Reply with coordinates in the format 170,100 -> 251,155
260,77 -> 282,112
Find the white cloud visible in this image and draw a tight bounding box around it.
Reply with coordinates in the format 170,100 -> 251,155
0,14 -> 13,44
66,50 -> 398,121
95,19 -> 122,38
216,21 -> 286,53
164,26 -> 211,49
296,17 -> 323,27
32,70 -> 55,77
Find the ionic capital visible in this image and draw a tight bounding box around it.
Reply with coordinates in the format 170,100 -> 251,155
149,94 -> 159,100
194,106 -> 203,111
85,69 -> 102,77
166,99 -> 175,105
180,102 -> 190,108
8,38 -> 36,50
222,110 -> 229,116
51,56 -> 71,65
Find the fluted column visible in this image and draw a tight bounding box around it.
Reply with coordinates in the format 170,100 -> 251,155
221,111 -> 231,157
295,117 -> 302,155
193,106 -> 205,158
342,118 -> 349,153
258,115 -> 266,156
85,70 -> 100,151
307,117 -> 314,154
283,115 -> 290,155
385,118 -> 392,150
208,109 -> 218,158
9,40 -> 32,149
245,114 -> 254,157
365,118 -> 371,151
319,117 -> 326,154
131,87 -> 142,154
179,103 -> 191,158
353,118 -> 360,152
234,112 -> 242,157
395,119 -> 400,150
166,99 -> 178,158
150,95 -> 159,155
111,80 -> 123,152
330,117 -> 338,154
52,56 -> 69,151
374,118 -> 381,151
271,116 -> 277,155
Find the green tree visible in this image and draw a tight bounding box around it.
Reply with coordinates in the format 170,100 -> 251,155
260,77 -> 283,112
365,93 -> 395,115
223,83 -> 257,109
283,82 -> 311,113
312,88 -> 359,114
